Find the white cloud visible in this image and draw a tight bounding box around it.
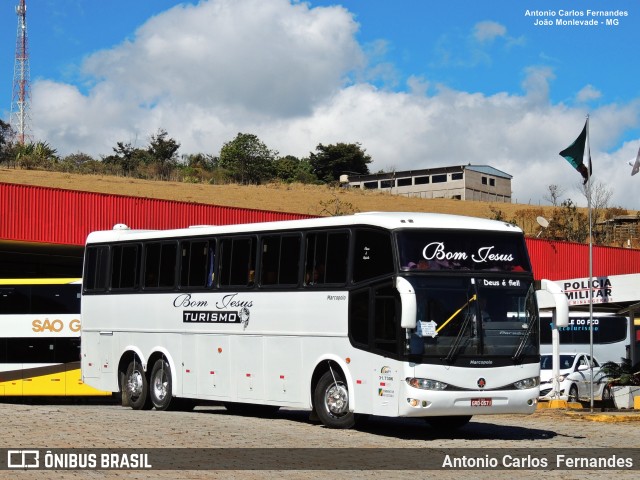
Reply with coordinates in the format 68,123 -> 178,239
28,0 -> 640,210
575,84 -> 602,103
473,21 -> 507,43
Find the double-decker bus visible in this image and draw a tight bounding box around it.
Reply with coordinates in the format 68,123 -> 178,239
0,278 -> 110,396
80,212 -> 561,428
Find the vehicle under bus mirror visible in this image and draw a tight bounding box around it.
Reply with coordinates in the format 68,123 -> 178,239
396,277 -> 416,329
534,279 -> 569,327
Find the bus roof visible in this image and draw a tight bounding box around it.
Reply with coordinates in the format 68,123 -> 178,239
85,211 -> 523,244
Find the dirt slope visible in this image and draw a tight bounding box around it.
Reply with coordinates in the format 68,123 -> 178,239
0,168 -> 560,235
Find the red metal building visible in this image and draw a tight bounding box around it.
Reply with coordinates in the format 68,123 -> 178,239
2,182 -> 640,281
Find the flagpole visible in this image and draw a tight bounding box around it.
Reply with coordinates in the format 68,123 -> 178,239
586,114 -> 594,412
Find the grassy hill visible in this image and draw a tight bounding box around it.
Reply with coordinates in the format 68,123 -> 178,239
0,167 -> 566,237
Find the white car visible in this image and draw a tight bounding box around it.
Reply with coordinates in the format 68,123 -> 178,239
539,353 -> 610,402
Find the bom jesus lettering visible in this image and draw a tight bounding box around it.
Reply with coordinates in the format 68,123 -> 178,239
422,242 -> 514,263
173,293 -> 253,309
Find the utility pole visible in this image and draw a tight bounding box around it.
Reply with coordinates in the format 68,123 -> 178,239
10,0 -> 31,145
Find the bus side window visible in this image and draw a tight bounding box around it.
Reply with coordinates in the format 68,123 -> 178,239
305,231 -> 348,286
180,239 -> 214,289
111,244 -> 140,290
352,229 -> 394,283
144,242 -> 178,289
84,246 -> 110,292
219,237 -> 256,287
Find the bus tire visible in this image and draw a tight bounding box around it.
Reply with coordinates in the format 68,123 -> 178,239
150,358 -> 173,411
313,370 -> 355,429
425,415 -> 472,430
119,371 -> 130,407
125,360 -> 152,410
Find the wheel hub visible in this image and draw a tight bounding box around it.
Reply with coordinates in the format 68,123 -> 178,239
153,372 -> 167,401
127,371 -> 143,398
325,383 -> 349,416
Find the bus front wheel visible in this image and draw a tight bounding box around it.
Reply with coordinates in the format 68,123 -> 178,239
124,360 -> 151,410
150,358 -> 173,411
314,370 -> 355,429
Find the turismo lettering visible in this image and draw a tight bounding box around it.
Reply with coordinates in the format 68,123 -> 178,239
183,310 -> 239,323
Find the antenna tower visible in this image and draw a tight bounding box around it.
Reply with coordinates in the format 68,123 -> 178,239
10,0 -> 31,145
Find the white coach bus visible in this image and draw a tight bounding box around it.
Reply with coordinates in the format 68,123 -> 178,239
80,212 -> 557,429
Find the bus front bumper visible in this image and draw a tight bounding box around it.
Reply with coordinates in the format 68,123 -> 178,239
398,387 -> 539,417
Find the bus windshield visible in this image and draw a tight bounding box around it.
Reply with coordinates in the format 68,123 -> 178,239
405,276 -> 538,362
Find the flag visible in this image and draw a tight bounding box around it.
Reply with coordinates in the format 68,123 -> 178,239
559,120 -> 592,184
631,146 -> 640,176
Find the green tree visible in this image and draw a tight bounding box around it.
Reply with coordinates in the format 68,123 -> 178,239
14,141 -> 58,170
59,152 -> 96,172
103,141 -> 150,177
218,133 -> 276,185
309,142 -> 371,183
274,155 -> 317,183
147,129 -> 180,180
0,119 -> 13,165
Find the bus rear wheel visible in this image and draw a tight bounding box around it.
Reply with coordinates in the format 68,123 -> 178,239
150,358 -> 173,411
124,360 -> 152,410
314,370 -> 355,429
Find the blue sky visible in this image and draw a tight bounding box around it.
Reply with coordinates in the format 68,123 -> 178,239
1,0 -> 639,210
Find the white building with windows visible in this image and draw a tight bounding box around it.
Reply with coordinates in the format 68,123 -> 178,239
342,165 -> 512,203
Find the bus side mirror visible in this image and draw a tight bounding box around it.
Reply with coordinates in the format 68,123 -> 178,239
396,277 -> 417,329
535,279 -> 569,327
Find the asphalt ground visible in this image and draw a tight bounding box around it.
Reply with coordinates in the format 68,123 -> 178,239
2,399 -> 640,480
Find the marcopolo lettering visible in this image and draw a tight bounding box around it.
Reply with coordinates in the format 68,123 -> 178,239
183,311 -> 240,323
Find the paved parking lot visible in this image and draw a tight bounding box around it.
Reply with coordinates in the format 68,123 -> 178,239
2,400 -> 639,479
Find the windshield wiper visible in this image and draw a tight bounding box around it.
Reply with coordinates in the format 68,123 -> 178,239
512,287 -> 538,363
443,294 -> 476,363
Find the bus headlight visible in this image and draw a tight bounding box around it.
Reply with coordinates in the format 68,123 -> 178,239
513,377 -> 539,390
406,378 -> 448,390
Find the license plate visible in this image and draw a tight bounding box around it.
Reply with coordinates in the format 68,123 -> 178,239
471,398 -> 492,407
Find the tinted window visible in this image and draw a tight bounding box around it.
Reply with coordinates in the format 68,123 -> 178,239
3,337 -> 80,363
84,246 -> 110,292
414,176 -> 429,185
144,242 -> 178,289
352,229 -> 394,283
260,235 -> 301,286
432,174 -> 447,183
397,178 -> 412,187
111,244 -> 140,290
219,237 -> 257,287
0,284 -> 79,314
348,282 -> 399,356
180,239 -> 215,289
304,231 -> 349,286
540,316 -> 628,344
